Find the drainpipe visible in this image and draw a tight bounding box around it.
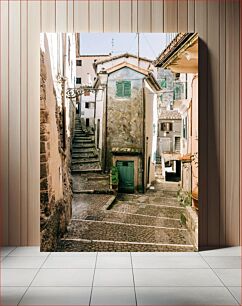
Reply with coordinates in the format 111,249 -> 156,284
104,84 -> 108,172
142,80 -> 146,194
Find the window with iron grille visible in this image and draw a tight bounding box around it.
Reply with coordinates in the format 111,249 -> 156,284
76,60 -> 82,66
76,77 -> 82,84
161,122 -> 173,132
116,81 -> 131,98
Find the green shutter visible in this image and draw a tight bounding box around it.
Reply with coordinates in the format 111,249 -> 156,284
116,80 -> 131,98
160,78 -> 166,88
116,81 -> 124,97
123,81 -> 131,97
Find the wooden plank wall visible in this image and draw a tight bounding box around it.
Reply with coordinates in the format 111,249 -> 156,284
0,0 -> 240,248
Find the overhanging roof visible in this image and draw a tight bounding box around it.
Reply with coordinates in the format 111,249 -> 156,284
94,52 -> 153,66
154,33 -> 198,73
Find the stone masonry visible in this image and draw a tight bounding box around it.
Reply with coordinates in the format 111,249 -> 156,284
40,50 -> 73,251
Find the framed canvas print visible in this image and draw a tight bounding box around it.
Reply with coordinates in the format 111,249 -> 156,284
40,32 -> 198,252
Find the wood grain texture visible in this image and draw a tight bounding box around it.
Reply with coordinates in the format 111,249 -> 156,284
104,0 -> 119,32
188,0 -> 195,32
219,0 -> 226,247
131,0 -> 138,32
225,0 -> 240,246
137,0 -> 151,33
151,0 -> 164,33
27,1 -> 40,245
207,0 -> 220,247
67,0 -> 74,32
0,1 -> 9,245
8,0 -> 21,245
178,0 -> 188,32
0,0 -> 241,247
164,0 -> 178,32
90,0 -> 104,32
41,0 -> 56,32
74,0 -> 89,32
20,0 -> 28,246
56,0 -> 67,32
195,0 -> 208,248
120,0 -> 132,32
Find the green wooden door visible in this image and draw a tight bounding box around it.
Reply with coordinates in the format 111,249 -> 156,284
116,161 -> 134,193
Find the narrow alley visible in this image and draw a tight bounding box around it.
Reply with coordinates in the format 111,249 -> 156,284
57,146 -> 195,251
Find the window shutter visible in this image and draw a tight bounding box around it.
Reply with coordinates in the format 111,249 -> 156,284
123,81 -> 131,97
160,78 -> 166,88
116,81 -> 124,97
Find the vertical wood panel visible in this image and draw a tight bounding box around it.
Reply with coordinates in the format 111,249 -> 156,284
41,0 -> 56,32
195,0 -> 208,248
0,0 -> 241,247
151,0 -> 164,33
90,0 -> 104,32
56,0 -> 67,32
74,0 -> 89,32
138,0 -> 151,33
67,0 -> 74,32
164,0 -> 178,32
219,0 -> 226,246
0,1 -> 9,245
188,0 -> 195,32
27,1 -> 40,245
178,0 -> 188,32
207,0 -> 220,246
131,0 -> 138,32
9,0 -> 21,245
120,0 -> 132,32
225,0 -> 240,246
20,0 -> 28,245
104,0 -> 119,32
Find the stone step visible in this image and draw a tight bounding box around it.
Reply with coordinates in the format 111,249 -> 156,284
72,143 -> 95,148
57,238 -> 195,252
99,211 -> 184,228
73,139 -> 93,143
116,194 -> 180,206
74,134 -> 87,138
63,219 -> 192,246
72,153 -> 98,158
72,158 -> 100,164
71,163 -> 102,173
72,148 -> 97,153
72,168 -> 102,174
115,199 -> 181,208
111,201 -> 185,219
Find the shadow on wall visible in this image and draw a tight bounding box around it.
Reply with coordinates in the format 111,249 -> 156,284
198,38 -> 221,250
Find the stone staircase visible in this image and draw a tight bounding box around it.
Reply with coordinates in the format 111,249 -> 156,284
71,116 -> 101,173
57,183 -> 196,252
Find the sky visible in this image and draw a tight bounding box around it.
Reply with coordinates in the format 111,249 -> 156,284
80,33 -> 176,61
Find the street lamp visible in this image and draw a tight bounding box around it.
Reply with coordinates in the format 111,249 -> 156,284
98,70 -> 108,88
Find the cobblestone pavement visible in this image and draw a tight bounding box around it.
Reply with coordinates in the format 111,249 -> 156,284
57,178 -> 195,252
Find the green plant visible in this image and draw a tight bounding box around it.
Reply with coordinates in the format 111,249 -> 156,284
177,187 -> 192,207
180,213 -> 187,225
111,166 -> 119,185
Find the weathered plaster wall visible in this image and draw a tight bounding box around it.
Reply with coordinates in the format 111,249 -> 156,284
107,68 -> 144,155
40,38 -> 73,251
106,67 -> 145,190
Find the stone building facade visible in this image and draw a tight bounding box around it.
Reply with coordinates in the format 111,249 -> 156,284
40,33 -> 76,251
95,62 -> 160,193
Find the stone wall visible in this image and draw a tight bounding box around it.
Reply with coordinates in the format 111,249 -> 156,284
106,68 -> 144,190
40,49 -> 73,251
106,68 -> 144,166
